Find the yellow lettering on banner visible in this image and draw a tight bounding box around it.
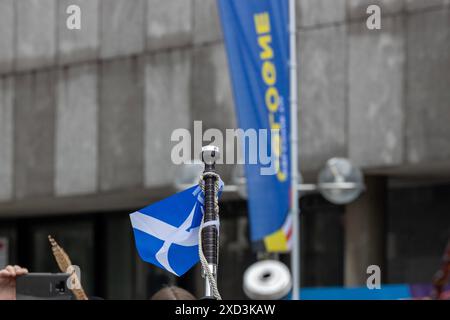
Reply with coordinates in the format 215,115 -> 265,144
277,168 -> 287,182
272,133 -> 281,157
254,11 -> 287,182
254,13 -> 271,34
265,87 -> 279,113
258,35 -> 273,59
269,116 -> 280,130
262,61 -> 276,86
272,131 -> 281,179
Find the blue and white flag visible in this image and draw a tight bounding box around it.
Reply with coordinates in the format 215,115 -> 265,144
130,182 -> 223,276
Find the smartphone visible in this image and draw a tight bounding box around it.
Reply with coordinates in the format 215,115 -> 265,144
16,273 -> 73,300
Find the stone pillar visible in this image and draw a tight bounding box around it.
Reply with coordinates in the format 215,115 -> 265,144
344,175 -> 387,286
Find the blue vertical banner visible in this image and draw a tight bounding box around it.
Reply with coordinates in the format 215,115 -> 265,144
217,0 -> 292,251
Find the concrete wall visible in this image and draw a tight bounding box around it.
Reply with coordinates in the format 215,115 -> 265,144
0,0 -> 449,214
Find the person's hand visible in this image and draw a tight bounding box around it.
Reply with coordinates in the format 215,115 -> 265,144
0,265 -> 28,300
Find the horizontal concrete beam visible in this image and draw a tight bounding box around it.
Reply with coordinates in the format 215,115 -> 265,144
297,0 -> 346,28
147,0 -> 193,51
100,0 -> 145,59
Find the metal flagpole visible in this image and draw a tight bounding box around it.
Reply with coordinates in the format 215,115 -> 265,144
289,0 -> 300,300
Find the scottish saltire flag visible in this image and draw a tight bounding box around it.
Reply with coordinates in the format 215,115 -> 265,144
217,0 -> 292,252
130,182 -> 223,276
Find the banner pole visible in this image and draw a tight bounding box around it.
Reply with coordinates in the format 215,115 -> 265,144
289,0 -> 300,300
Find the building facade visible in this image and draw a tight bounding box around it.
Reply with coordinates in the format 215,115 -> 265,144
0,0 -> 449,299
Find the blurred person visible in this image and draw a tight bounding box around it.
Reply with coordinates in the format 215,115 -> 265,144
0,265 -> 28,300
151,286 -> 196,300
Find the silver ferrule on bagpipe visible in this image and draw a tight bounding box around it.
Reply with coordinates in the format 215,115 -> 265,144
203,264 -> 218,297
200,145 -> 221,299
